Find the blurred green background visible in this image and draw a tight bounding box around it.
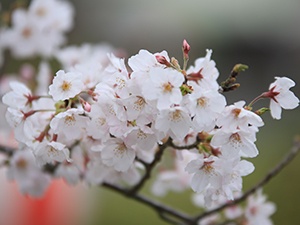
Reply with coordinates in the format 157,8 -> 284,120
2,0 -> 300,224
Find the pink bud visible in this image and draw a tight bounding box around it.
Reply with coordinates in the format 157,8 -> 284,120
83,101 -> 91,112
183,39 -> 190,58
155,55 -> 171,67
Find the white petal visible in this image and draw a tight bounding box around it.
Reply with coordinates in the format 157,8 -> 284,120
270,100 -> 282,120
277,91 -> 299,109
238,160 -> 255,176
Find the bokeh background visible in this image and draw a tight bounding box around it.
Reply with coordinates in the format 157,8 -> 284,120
1,0 -> 300,224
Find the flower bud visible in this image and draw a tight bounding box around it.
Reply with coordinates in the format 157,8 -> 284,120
255,107 -> 270,116
155,55 -> 171,67
182,39 -> 190,59
83,101 -> 91,112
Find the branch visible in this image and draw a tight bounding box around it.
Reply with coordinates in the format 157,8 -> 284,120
220,64 -> 248,92
192,136 -> 300,223
169,141 -> 199,150
129,138 -> 171,194
102,182 -> 194,225
0,144 -> 14,156
169,137 -> 200,150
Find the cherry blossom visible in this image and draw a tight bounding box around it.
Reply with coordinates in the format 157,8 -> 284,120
100,138 -> 136,172
185,154 -> 254,205
186,49 -> 219,90
6,149 -> 51,197
211,126 -> 260,158
216,101 -> 264,132
2,81 -> 33,110
142,67 -> 185,110
155,106 -> 191,141
50,108 -> 89,141
0,0 -> 74,58
49,70 -> 85,101
33,141 -> 71,166
187,81 -> 226,132
28,0 -> 74,32
244,189 -> 276,225
265,76 -> 299,119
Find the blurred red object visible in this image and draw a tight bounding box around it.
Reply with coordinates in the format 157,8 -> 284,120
0,178 -> 85,225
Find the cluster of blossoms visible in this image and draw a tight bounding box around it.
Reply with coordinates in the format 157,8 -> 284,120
0,0 -> 74,60
0,1 -> 299,225
2,43 -> 299,223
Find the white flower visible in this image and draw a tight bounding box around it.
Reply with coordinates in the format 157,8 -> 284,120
86,103 -> 110,141
216,101 -> 264,132
185,154 -> 219,193
71,62 -> 104,89
2,81 -> 32,110
99,99 -> 129,138
152,171 -> 188,196
1,8 -> 65,58
6,149 -> 51,197
49,70 -> 85,101
186,49 -> 220,91
5,108 -> 36,144
84,159 -> 111,185
142,67 -> 184,110
55,163 -> 81,185
186,154 -> 254,204
103,163 -> 142,186
101,53 -> 132,98
187,81 -> 226,132
1,9 -> 41,57
101,138 -> 136,172
122,94 -> 155,122
0,0 -> 74,58
33,141 -> 70,166
152,150 -> 196,196
125,126 -> 158,163
55,43 -> 113,69
128,49 -> 165,72
266,76 -> 299,120
211,126 -> 259,158
245,189 -> 276,225
224,205 -> 243,220
155,106 -> 191,141
50,108 -> 89,141
28,0 -> 74,32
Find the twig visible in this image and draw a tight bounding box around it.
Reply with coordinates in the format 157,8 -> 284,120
129,138 -> 171,194
158,211 -> 186,225
0,144 -> 14,156
102,182 -> 194,225
169,140 -> 199,150
192,137 -> 300,223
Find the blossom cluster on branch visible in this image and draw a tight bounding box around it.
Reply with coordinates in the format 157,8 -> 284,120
0,1 -> 299,225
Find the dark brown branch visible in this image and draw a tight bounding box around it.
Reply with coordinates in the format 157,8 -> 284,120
102,182 -> 193,225
129,138 -> 172,194
169,136 -> 201,150
0,144 -> 15,156
192,136 -> 300,223
169,141 -> 199,150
